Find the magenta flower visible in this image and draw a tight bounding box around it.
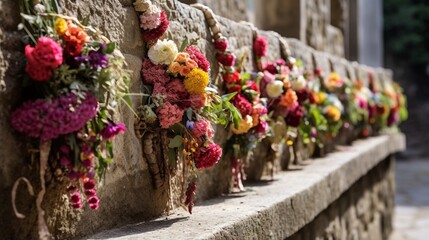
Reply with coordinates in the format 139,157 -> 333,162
100,122 -> 127,140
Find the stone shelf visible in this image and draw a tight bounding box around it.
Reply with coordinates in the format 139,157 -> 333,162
87,133 -> 405,240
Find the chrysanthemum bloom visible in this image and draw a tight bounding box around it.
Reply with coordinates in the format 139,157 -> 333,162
231,115 -> 253,134
55,18 -> 68,36
231,94 -> 253,117
253,36 -> 268,57
279,88 -> 298,108
214,38 -> 228,52
148,39 -> 178,65
157,102 -> 184,128
193,142 -> 222,168
185,45 -> 210,72
184,68 -> 209,94
324,105 -> 341,121
25,37 -> 63,81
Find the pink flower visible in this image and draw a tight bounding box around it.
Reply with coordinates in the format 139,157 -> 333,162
139,9 -> 161,30
25,37 -> 63,81
185,46 -> 210,72
254,119 -> 268,134
222,71 -> 240,84
87,196 -> 99,204
231,94 -> 253,117
89,203 -> 99,210
142,58 -> 170,85
214,38 -> 228,52
253,36 -> 268,57
84,189 -> 97,197
153,82 -> 167,97
191,119 -> 214,139
286,104 -> 303,127
193,142 -> 222,168
189,94 -> 206,111
70,192 -> 81,203
71,202 -> 83,209
166,79 -> 188,103
84,180 -> 96,190
142,10 -> 169,41
216,53 -> 235,67
100,122 -> 127,140
157,102 -> 184,128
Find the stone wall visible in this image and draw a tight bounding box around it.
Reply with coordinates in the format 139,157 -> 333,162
0,0 -> 399,239
289,156 -> 395,240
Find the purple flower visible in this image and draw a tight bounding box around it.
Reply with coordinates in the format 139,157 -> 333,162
100,122 -> 126,140
75,44 -> 108,69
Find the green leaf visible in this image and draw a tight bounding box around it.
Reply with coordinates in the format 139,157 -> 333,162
104,42 -> 116,54
240,73 -> 251,81
179,36 -> 189,52
81,16 -> 90,26
221,92 -> 237,102
168,148 -> 177,166
168,135 -> 183,148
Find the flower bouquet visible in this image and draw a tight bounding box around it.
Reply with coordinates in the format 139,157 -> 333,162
11,0 -> 130,238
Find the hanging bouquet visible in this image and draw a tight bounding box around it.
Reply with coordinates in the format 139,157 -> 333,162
367,72 -> 392,132
11,0 -> 130,238
134,0 -> 240,213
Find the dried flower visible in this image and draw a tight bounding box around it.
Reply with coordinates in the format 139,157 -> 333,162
184,68 -> 209,94
148,39 -> 178,65
157,102 -> 184,128
184,182 -> 196,214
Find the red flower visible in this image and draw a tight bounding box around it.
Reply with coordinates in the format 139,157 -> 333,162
25,37 -> 63,81
64,39 -> 84,56
314,67 -> 323,77
142,10 -> 169,41
296,89 -> 308,104
231,94 -> 253,117
193,142 -> 222,168
214,38 -> 228,52
286,104 -> 303,127
223,71 -> 240,84
228,84 -> 242,94
253,36 -> 268,57
247,82 -> 259,92
185,45 -> 210,72
216,53 -> 235,67
263,62 -> 277,74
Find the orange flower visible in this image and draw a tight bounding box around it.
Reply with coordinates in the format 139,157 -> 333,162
251,114 -> 259,127
63,22 -> 88,45
186,58 -> 198,69
279,88 -> 297,108
325,105 -> 341,121
174,52 -> 189,63
179,65 -> 193,76
169,62 -> 181,74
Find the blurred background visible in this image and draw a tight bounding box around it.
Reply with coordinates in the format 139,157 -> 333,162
180,0 -> 429,159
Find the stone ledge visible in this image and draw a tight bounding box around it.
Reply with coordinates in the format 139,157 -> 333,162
87,133 -> 405,240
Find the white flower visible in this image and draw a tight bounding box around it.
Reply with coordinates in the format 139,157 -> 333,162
134,0 -> 152,12
148,39 -> 178,65
291,75 -> 306,91
266,80 -> 284,98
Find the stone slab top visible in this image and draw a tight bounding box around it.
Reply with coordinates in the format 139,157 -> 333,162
87,133 -> 405,240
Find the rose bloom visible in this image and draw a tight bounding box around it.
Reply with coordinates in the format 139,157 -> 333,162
266,80 -> 284,98
231,115 -> 253,134
148,39 -> 178,65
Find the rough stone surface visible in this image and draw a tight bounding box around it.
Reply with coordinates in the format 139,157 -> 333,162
87,133 -> 405,239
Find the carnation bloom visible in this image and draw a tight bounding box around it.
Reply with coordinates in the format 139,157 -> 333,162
214,38 -> 228,52
191,119 -> 214,139
266,80 -> 284,98
100,122 -> 127,140
216,53 -> 235,67
142,58 -> 170,85
189,94 -> 207,110
231,94 -> 253,117
142,10 -> 169,41
279,88 -> 298,108
193,142 -> 222,168
324,105 -> 341,121
185,45 -> 210,72
139,5 -> 162,30
253,36 -> 268,57
223,71 -> 240,84
148,39 -> 178,65
231,115 -> 253,134
184,68 -> 209,94
25,37 -> 63,81
11,92 -> 98,140
157,102 -> 184,128
166,79 -> 188,102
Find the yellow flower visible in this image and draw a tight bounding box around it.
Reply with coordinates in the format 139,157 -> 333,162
316,92 -> 326,104
55,18 -> 68,36
184,68 -> 209,94
325,72 -> 344,90
325,105 -> 341,121
231,115 -> 253,134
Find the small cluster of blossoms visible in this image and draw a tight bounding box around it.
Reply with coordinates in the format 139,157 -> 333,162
134,0 -> 169,42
